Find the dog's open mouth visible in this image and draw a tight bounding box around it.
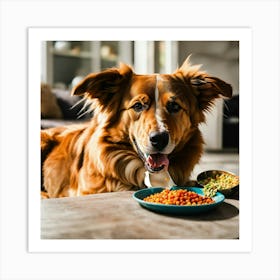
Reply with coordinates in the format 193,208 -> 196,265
133,139 -> 169,173
146,153 -> 169,172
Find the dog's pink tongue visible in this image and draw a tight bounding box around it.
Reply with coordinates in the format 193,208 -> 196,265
147,153 -> 169,168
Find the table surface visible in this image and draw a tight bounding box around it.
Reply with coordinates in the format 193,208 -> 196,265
41,190 -> 239,239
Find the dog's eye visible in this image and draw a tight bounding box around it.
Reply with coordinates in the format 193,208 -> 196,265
166,101 -> 181,113
132,102 -> 145,112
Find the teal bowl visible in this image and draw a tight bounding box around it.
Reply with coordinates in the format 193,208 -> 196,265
133,186 -> 225,215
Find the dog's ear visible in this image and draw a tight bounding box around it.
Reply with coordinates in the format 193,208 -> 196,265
72,63 -> 133,105
177,56 -> 232,111
190,75 -> 232,111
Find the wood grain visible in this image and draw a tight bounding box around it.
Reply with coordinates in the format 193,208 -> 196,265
41,191 -> 239,239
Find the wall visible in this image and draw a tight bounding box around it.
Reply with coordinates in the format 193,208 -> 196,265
178,41 -> 239,150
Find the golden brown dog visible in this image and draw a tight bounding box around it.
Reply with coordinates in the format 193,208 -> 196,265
41,57 -> 232,198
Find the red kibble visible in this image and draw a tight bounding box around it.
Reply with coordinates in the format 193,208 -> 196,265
143,189 -> 214,206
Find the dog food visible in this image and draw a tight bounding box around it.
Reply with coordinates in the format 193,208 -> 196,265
200,172 -> 239,197
143,189 -> 214,206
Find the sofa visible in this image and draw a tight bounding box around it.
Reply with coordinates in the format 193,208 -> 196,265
41,83 -> 92,129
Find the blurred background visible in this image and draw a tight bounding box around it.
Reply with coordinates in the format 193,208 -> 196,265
41,41 -> 239,178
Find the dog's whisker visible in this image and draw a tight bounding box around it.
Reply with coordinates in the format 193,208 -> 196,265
70,97 -> 86,110
77,108 -> 91,119
223,101 -> 230,112
77,106 -> 93,119
74,99 -> 94,119
223,101 -> 231,119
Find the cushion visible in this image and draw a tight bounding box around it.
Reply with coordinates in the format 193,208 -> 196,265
41,83 -> 63,119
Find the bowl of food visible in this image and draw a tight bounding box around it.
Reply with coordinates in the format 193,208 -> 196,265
133,186 -> 225,215
197,170 -> 239,198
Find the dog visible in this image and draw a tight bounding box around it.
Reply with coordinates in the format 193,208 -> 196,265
41,57 -> 232,198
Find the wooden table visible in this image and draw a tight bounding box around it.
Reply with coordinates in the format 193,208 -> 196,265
41,191 -> 239,239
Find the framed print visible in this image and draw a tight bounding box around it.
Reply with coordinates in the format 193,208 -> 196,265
28,27 -> 252,253
1,1 -> 279,279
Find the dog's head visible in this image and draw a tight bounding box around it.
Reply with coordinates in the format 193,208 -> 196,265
72,57 -> 232,174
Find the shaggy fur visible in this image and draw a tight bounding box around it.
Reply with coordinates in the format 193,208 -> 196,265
41,57 -> 232,198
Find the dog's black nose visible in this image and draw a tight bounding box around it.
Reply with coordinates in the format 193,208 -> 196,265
149,131 -> 169,151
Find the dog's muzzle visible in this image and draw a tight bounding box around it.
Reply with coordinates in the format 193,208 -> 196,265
133,131 -> 170,173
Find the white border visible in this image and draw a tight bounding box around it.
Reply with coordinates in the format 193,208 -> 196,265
28,27 -> 252,253
1,1 -> 279,279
